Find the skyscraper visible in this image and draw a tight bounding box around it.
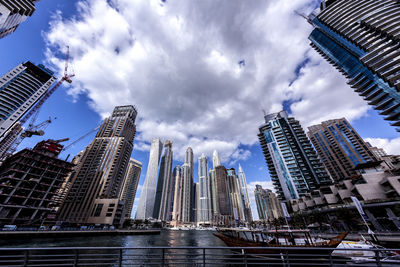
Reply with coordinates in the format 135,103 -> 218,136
154,140 -> 173,221
197,153 -> 212,225
254,185 -> 284,221
209,168 -> 219,222
226,168 -> 245,222
214,165 -> 231,217
120,158 -> 142,219
213,150 -> 221,169
308,0 -> 400,131
171,165 -> 183,224
181,147 -> 194,223
135,138 -> 163,220
308,118 -> 377,181
237,164 -> 253,222
59,106 -> 137,226
0,62 -> 56,142
0,0 -> 38,39
258,111 -> 332,201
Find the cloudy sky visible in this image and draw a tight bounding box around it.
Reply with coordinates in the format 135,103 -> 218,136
0,0 -> 399,219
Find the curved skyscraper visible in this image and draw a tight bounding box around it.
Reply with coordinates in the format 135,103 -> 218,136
237,164 -> 253,222
153,140 -> 173,221
308,0 -> 400,131
135,138 -> 163,220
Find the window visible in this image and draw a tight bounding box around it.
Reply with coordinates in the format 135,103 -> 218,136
106,213 -> 113,217
93,204 -> 103,217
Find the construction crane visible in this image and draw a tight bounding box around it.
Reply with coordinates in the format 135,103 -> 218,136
62,125 -> 100,152
0,46 -> 74,159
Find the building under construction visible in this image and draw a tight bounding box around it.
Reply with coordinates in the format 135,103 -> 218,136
0,139 -> 74,226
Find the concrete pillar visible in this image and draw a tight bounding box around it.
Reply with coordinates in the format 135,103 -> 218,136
385,208 -> 400,230
365,210 -> 384,231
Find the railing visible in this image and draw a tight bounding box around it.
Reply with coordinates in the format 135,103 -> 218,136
0,246 -> 399,266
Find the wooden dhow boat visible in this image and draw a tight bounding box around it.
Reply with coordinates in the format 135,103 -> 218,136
213,228 -> 348,256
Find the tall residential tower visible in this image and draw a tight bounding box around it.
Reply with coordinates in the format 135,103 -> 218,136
197,153 -> 212,225
258,111 -> 332,201
59,106 -> 137,226
308,0 -> 400,131
308,118 -> 376,181
0,0 -> 39,39
135,138 -> 163,220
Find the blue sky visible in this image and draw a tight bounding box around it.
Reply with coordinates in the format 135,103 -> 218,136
1,0 -> 399,219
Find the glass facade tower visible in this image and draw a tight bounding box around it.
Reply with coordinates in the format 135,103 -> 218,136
308,118 -> 377,181
197,153 -> 212,225
135,138 -> 163,220
258,111 -> 332,201
308,0 -> 400,131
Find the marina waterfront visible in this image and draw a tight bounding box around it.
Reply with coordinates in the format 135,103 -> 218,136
0,230 -> 225,248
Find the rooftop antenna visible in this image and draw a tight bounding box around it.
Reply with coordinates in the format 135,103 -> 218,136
262,109 -> 267,117
294,10 -> 313,25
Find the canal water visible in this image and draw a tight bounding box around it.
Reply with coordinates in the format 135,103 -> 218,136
0,230 -> 241,266
0,230 -> 225,248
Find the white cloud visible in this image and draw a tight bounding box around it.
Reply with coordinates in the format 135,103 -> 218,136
364,137 -> 400,156
247,180 -> 274,220
44,0 -> 371,162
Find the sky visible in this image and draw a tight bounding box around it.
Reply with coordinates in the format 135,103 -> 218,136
0,0 -> 399,220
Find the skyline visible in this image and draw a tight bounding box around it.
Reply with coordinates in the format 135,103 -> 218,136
0,0 -> 400,221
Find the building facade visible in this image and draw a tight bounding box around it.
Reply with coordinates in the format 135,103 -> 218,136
135,138 -> 163,220
181,147 -> 194,223
0,139 -> 74,225
0,62 -> 57,157
154,140 -> 173,221
258,111 -> 332,201
171,165 -> 183,224
308,0 -> 400,132
214,165 -> 232,218
0,0 -> 38,39
59,106 -> 137,226
254,185 -> 284,221
308,118 -> 377,181
237,164 -> 253,222
226,168 -> 245,222
197,153 -> 212,225
120,158 -> 142,219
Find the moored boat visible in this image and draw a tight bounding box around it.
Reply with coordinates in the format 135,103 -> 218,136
213,228 -> 348,256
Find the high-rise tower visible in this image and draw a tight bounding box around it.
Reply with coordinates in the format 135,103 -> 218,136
182,147 -> 194,223
171,165 -> 183,224
59,106 -> 137,226
254,185 -> 284,221
308,0 -> 400,132
226,168 -> 245,222
308,118 -> 377,181
214,165 -> 231,217
237,164 -> 253,222
135,138 -> 163,220
0,0 -> 39,39
213,150 -> 221,169
153,140 -> 173,221
120,158 -> 142,219
258,111 -> 332,201
197,153 -> 212,225
0,62 -> 56,141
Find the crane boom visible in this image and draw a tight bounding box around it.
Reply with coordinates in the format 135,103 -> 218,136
0,46 -> 74,161
62,126 -> 100,152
